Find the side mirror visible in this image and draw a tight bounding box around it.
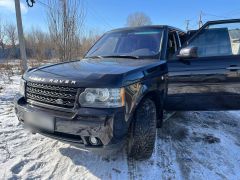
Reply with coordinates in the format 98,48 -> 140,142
178,46 -> 198,59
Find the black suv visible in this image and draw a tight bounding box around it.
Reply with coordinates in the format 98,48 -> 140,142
15,19 -> 240,160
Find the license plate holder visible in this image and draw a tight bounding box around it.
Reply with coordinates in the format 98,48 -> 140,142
24,112 -> 55,132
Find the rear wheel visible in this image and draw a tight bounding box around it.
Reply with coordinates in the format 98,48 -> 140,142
127,98 -> 157,160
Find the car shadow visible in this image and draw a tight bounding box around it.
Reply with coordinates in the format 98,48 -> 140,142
59,146 -> 128,179
58,111 -> 240,179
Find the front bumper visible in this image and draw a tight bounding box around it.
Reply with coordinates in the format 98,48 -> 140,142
14,94 -> 128,152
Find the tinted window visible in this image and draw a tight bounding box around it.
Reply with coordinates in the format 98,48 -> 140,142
167,32 -> 178,59
189,22 -> 240,57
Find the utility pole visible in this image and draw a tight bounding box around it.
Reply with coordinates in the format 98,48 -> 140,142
14,0 -> 27,72
62,0 -> 67,60
198,11 -> 203,29
185,20 -> 190,31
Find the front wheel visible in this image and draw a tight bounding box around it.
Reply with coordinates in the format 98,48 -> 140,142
127,98 -> 157,160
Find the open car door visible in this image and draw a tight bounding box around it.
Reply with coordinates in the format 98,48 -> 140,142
166,19 -> 240,111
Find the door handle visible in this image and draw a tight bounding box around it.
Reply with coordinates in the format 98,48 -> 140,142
227,66 -> 240,71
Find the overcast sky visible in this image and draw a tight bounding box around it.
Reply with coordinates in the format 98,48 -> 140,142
0,0 -> 240,33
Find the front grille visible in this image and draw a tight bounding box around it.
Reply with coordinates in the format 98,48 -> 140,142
26,82 -> 81,108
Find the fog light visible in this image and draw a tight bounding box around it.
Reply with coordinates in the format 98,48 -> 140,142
89,136 -> 98,145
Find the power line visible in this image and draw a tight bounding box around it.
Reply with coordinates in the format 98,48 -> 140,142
37,0 -> 50,8
195,10 -> 236,29
36,0 -> 113,29
202,11 -> 232,19
221,8 -> 240,16
37,0 -> 58,11
85,0 -> 113,29
198,11 -> 203,29
185,20 -> 190,31
87,10 -> 112,29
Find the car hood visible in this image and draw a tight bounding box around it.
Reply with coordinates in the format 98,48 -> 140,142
24,58 -> 166,87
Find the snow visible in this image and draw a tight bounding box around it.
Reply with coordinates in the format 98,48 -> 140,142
0,74 -> 240,180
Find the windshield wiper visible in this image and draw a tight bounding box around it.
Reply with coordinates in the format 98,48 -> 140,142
86,55 -> 140,59
86,55 -> 103,59
101,55 -> 139,59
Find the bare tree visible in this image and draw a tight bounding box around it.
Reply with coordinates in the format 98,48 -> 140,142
0,16 -> 6,52
80,31 -> 101,56
25,28 -> 52,65
126,12 -> 152,27
47,0 -> 86,61
5,23 -> 18,49
5,23 -> 18,59
0,21 -> 17,76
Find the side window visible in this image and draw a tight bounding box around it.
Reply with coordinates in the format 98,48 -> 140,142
167,31 -> 178,59
188,22 -> 240,57
179,32 -> 187,45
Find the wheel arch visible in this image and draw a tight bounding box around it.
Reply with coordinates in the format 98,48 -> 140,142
129,89 -> 164,123
142,90 -> 164,120
125,83 -> 165,128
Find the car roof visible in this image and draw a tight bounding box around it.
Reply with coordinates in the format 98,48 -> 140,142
107,25 -> 186,34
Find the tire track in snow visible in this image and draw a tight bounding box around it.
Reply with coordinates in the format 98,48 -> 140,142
1,75 -> 240,179
127,156 -> 137,180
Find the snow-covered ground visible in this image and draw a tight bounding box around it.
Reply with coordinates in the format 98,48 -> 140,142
0,75 -> 240,180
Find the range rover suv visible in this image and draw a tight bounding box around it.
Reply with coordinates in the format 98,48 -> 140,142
15,19 -> 240,160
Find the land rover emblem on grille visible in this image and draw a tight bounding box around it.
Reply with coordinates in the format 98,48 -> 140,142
55,99 -> 64,105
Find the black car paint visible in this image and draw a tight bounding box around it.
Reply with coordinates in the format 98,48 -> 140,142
166,19 -> 240,111
15,20 -> 240,151
15,56 -> 167,150
24,58 -> 166,88
166,55 -> 240,110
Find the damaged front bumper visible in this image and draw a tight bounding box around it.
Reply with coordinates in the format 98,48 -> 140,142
14,94 -> 128,152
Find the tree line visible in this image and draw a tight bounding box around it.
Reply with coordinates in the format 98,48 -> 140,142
0,19 -> 101,63
0,0 -> 152,64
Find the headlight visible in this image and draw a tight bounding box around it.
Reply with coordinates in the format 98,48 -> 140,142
79,88 -> 125,108
19,78 -> 26,97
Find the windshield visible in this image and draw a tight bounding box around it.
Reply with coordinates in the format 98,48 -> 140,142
85,28 -> 163,59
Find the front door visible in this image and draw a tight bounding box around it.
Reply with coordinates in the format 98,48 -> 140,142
166,19 -> 240,111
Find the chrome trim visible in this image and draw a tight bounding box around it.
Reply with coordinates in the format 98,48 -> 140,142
27,99 -> 74,113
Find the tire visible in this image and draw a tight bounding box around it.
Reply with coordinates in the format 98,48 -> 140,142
157,109 -> 163,128
127,98 -> 157,160
157,92 -> 164,128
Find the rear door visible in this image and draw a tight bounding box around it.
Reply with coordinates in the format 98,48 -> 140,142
165,19 -> 240,111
